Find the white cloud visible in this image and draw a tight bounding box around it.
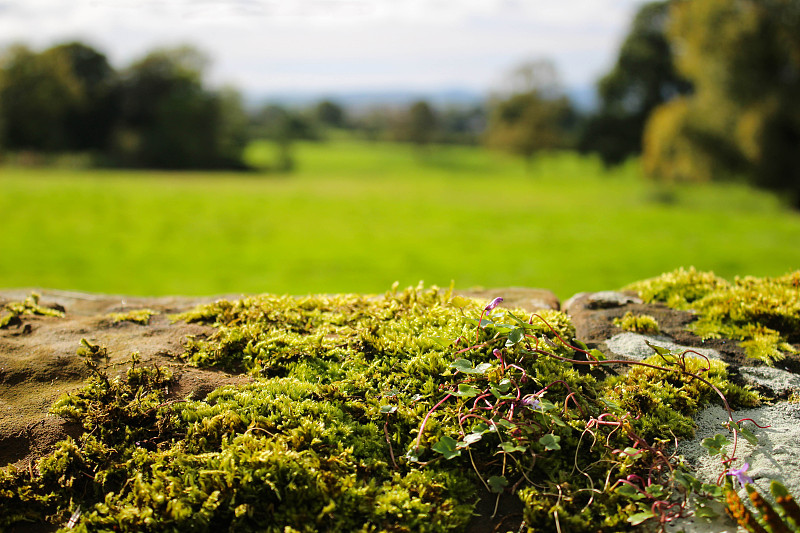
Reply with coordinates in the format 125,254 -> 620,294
0,0 -> 650,94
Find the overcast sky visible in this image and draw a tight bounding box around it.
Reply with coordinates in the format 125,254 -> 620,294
0,0 -> 650,96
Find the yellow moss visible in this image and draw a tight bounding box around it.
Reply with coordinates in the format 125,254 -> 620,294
613,311 -> 660,334
110,309 -> 158,325
627,269 -> 800,364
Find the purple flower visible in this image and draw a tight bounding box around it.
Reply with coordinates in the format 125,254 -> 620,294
484,297 -> 503,311
726,463 -> 754,487
522,395 -> 541,409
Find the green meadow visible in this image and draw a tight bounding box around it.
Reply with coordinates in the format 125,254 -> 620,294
2,140 -> 799,300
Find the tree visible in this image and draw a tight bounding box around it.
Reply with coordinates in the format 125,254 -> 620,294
46,42 -> 119,152
249,104 -> 318,171
485,60 -> 575,163
643,0 -> 800,205
579,2 -> 691,166
114,46 -> 244,169
314,100 -> 346,129
403,100 -> 437,147
0,44 -> 81,151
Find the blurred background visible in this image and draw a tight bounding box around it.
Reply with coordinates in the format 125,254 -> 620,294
1,0 -> 798,299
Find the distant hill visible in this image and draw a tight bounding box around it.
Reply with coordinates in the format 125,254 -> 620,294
244,85 -> 597,112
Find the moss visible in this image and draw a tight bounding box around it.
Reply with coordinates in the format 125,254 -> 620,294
613,311 -> 660,334
603,355 -> 759,441
110,308 -> 158,325
0,282 -> 765,532
627,269 -> 800,363
0,292 -> 64,328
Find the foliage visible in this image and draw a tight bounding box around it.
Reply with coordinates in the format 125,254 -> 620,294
398,100 -> 438,147
614,312 -> 661,334
627,268 -> 800,363
643,0 -> 800,206
314,100 -> 347,129
114,46 -> 249,170
0,282 -> 773,532
579,1 -> 691,166
485,60 -> 576,162
0,42 -> 116,153
0,42 -> 249,170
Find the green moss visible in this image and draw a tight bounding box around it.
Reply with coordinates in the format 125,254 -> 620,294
0,282 -> 764,532
627,269 -> 800,363
603,355 -> 759,441
0,292 -> 64,328
109,308 -> 158,325
613,311 -> 660,334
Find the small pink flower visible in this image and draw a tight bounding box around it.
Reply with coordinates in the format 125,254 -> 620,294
726,463 -> 754,487
485,297 -> 503,311
522,395 -> 540,409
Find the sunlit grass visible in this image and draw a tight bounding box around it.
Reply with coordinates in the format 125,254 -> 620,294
2,140 -> 799,299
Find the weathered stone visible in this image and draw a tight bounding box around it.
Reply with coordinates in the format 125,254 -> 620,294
605,331 -> 722,361
739,365 -> 800,396
460,287 -> 559,311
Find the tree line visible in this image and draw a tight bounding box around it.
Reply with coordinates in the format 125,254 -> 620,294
2,0 -> 799,205
0,43 -> 251,169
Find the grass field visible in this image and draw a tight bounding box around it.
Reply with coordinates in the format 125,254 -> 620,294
2,140 -> 799,300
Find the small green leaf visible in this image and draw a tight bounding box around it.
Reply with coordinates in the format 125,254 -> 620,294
487,475 -> 508,493
506,311 -> 529,328
432,436 -> 461,460
738,426 -> 759,446
498,442 -> 528,453
694,504 -> 719,521
627,510 -> 656,526
645,341 -> 671,356
539,434 -> 561,451
573,339 -> 589,351
549,415 -> 567,428
621,447 -> 644,459
465,318 -> 494,328
459,433 -> 483,447
701,434 -> 730,456
489,387 -> 515,400
616,484 -> 644,500
451,383 -> 482,398
702,483 -> 724,499
450,358 -> 491,374
673,470 -> 699,491
472,422 -> 490,434
495,419 -> 516,430
645,484 -> 666,499
506,327 -> 525,346
589,349 -> 606,361
538,399 -> 556,412
379,405 -> 397,414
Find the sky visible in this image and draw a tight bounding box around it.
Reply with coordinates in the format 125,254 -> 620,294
0,0 -> 651,98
